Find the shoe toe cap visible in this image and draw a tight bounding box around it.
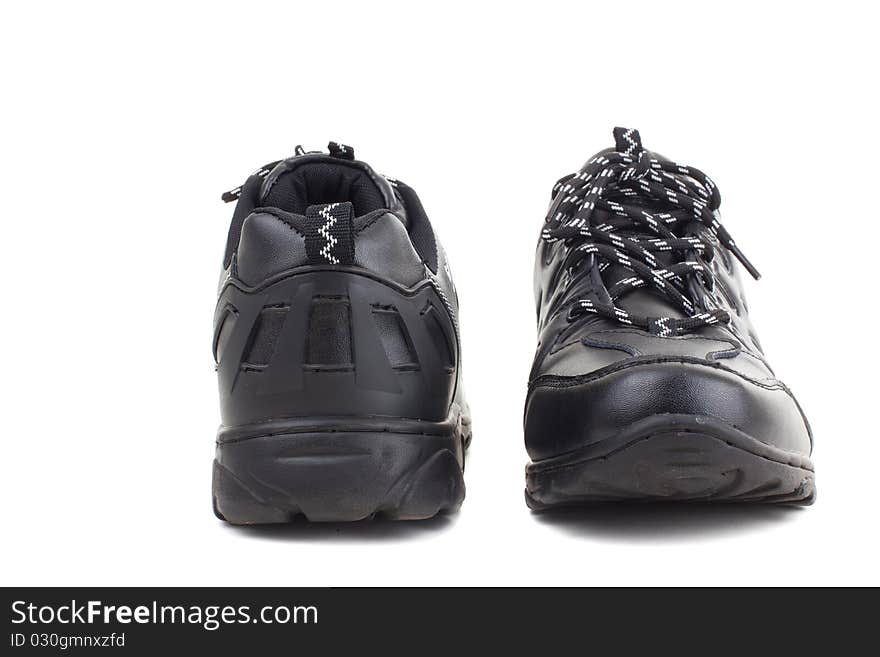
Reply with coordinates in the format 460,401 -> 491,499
525,359 -> 812,462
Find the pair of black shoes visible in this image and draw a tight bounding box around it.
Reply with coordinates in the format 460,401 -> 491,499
212,129 -> 815,523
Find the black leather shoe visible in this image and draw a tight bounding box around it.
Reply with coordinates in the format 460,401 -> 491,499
525,128 -> 814,508
212,143 -> 469,522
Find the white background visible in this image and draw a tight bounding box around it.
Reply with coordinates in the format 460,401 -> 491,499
2,1 -> 878,586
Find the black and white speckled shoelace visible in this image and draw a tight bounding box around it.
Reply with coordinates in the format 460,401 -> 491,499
543,127 -> 760,337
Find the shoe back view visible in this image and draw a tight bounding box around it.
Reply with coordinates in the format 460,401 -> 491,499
212,144 -> 469,522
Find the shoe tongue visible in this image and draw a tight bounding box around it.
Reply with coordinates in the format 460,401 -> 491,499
598,223 -> 692,321
602,262 -> 687,320
260,148 -> 396,218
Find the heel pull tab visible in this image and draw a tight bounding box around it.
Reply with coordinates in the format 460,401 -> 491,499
305,202 -> 355,265
328,142 -> 355,160
612,127 -> 643,156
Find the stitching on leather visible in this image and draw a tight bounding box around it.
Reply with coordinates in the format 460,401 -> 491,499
589,327 -> 740,348
354,212 -> 387,235
581,337 -> 640,356
707,346 -> 740,360
547,338 -> 583,356
717,322 -> 768,364
529,356 -> 786,392
584,327 -> 743,361
548,325 -> 581,354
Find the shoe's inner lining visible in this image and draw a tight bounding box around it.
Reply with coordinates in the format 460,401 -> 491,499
262,162 -> 387,216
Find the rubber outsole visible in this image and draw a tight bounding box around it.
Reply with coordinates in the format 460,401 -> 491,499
525,414 -> 815,509
213,415 -> 470,523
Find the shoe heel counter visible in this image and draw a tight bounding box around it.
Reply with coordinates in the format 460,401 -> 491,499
214,269 -> 459,427
352,212 -> 427,288
232,208 -> 427,289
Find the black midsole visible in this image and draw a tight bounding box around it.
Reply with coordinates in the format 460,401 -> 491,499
526,413 -> 814,474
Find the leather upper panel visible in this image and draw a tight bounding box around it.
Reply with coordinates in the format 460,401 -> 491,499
531,221 -> 774,384
354,212 -> 426,288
